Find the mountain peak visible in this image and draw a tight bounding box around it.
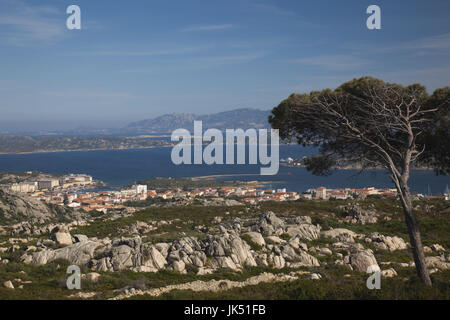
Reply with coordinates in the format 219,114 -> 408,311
125,108 -> 271,133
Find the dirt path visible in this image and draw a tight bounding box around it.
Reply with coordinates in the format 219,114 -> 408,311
110,271 -> 309,300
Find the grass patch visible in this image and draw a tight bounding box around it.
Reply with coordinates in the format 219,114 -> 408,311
71,205 -> 248,239
241,234 -> 263,251
129,268 -> 450,300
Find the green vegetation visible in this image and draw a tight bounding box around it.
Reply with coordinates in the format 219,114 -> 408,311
259,199 -> 449,247
124,197 -> 177,207
0,136 -> 171,154
1,197 -> 448,300
71,205 -> 248,240
0,261 -> 304,300
130,269 -> 450,300
241,234 -> 263,251
70,197 -> 449,247
1,257 -> 448,300
135,177 -> 248,191
279,233 -> 291,241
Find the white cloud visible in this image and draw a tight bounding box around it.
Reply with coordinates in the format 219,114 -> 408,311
288,54 -> 370,70
68,46 -> 203,57
353,33 -> 450,56
180,24 -> 235,32
40,90 -> 133,99
0,0 -> 65,46
397,33 -> 450,51
371,66 -> 450,91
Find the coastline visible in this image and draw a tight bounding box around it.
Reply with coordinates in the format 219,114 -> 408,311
0,145 -> 174,155
281,163 -> 434,172
189,173 -> 268,180
188,174 -> 284,188
0,142 -> 296,155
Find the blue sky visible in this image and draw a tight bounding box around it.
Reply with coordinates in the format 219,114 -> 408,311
0,0 -> 449,132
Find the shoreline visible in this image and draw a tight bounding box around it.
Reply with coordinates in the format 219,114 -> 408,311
189,173 -> 266,180
281,163 -> 434,172
0,145 -> 174,155
188,173 -> 284,187
0,142 -> 297,155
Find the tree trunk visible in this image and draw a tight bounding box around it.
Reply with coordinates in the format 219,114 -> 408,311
398,180 -> 432,286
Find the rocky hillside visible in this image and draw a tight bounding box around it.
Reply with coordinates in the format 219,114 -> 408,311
0,189 -> 79,225
21,210 -> 448,277
0,172 -> 60,185
0,199 -> 449,299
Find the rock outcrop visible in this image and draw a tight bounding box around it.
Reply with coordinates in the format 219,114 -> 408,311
347,249 -> 380,272
15,211 -> 423,280
425,255 -> 450,270
242,232 -> 266,247
339,204 -> 379,225
50,226 -> 73,247
381,268 -> 397,278
3,280 -> 14,289
18,211 -> 326,273
22,240 -> 104,265
0,188 -> 73,222
111,271 -> 308,300
322,228 -> 357,243
204,233 -> 257,270
250,212 -> 285,236
91,237 -> 167,272
285,224 -> 321,241
166,237 -> 206,271
118,221 -> 156,235
364,233 -> 407,251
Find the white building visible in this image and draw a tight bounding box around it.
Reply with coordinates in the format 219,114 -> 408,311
38,179 -> 59,190
133,184 -> 147,195
10,182 -> 37,193
315,187 -> 327,200
68,202 -> 81,208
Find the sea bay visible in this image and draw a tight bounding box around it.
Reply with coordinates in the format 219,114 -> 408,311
0,145 -> 448,194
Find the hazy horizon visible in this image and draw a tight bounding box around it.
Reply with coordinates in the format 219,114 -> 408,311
0,106 -> 270,133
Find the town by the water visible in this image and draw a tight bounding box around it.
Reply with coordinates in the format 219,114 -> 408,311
2,172 -> 448,213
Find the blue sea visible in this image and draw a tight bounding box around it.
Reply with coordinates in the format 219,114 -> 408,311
0,145 -> 448,194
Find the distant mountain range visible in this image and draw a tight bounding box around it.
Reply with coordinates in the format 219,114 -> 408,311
0,108 -> 272,137
124,108 -> 271,134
